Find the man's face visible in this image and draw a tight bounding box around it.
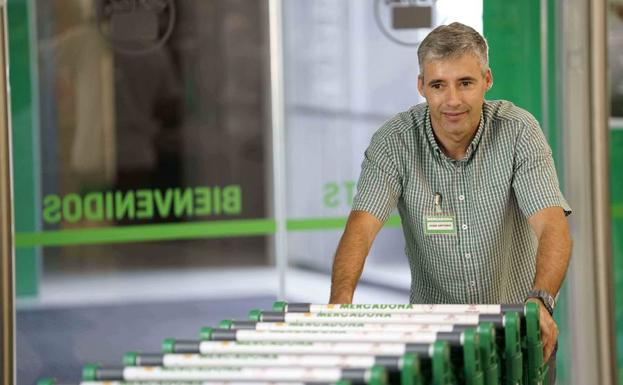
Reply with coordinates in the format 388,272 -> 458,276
417,54 -> 492,140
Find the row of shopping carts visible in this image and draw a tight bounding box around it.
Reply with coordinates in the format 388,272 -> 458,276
38,301 -> 550,385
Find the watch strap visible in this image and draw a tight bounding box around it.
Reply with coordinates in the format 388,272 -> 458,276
526,289 -> 555,315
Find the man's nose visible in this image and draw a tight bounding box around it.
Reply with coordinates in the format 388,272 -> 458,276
445,86 -> 461,106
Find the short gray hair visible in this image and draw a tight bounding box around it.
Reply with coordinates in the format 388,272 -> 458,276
417,22 -> 489,74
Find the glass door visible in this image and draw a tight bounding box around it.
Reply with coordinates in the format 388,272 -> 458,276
10,1 -> 277,383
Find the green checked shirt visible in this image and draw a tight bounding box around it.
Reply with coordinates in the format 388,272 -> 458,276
352,100 -> 571,304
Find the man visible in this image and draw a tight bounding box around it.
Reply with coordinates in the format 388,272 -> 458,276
329,22 -> 572,373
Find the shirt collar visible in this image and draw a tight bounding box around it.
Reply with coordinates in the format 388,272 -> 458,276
424,102 -> 488,162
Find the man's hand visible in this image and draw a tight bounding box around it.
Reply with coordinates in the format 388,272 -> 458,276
526,206 -> 570,362
527,298 -> 558,362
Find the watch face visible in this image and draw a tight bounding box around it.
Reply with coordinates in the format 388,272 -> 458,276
538,292 -> 555,313
547,297 -> 554,307
542,292 -> 554,306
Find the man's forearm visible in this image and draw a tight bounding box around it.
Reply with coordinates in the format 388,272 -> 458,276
532,220 -> 572,296
329,231 -> 369,303
329,211 -> 382,304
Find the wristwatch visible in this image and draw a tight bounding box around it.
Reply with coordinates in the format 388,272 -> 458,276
526,289 -> 556,315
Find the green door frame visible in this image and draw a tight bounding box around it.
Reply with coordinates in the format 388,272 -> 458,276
484,0 -> 570,382
8,0 -> 40,297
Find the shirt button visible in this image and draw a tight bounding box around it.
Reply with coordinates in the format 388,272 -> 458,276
465,253 -> 471,259
461,224 -> 468,230
470,281 -> 476,287
458,195 -> 465,201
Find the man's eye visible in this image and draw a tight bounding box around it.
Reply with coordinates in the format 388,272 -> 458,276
431,84 -> 442,89
461,81 -> 472,87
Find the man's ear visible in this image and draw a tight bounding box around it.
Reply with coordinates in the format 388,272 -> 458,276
485,69 -> 493,91
417,75 -> 425,97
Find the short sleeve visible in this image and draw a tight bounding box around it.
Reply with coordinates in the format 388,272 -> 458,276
512,117 -> 572,218
351,131 -> 402,223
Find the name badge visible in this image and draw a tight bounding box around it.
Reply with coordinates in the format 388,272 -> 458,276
424,215 -> 456,235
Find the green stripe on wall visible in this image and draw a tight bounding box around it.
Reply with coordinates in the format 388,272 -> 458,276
287,217 -> 347,231
15,215 -> 405,247
287,215 -> 401,231
385,215 -> 402,227
15,219 -> 277,247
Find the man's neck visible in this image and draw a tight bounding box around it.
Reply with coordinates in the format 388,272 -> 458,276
432,129 -> 476,161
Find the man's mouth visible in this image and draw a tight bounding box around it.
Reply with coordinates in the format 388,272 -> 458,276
442,111 -> 467,121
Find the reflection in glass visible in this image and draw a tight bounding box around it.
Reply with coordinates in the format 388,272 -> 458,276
35,0 -> 271,271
